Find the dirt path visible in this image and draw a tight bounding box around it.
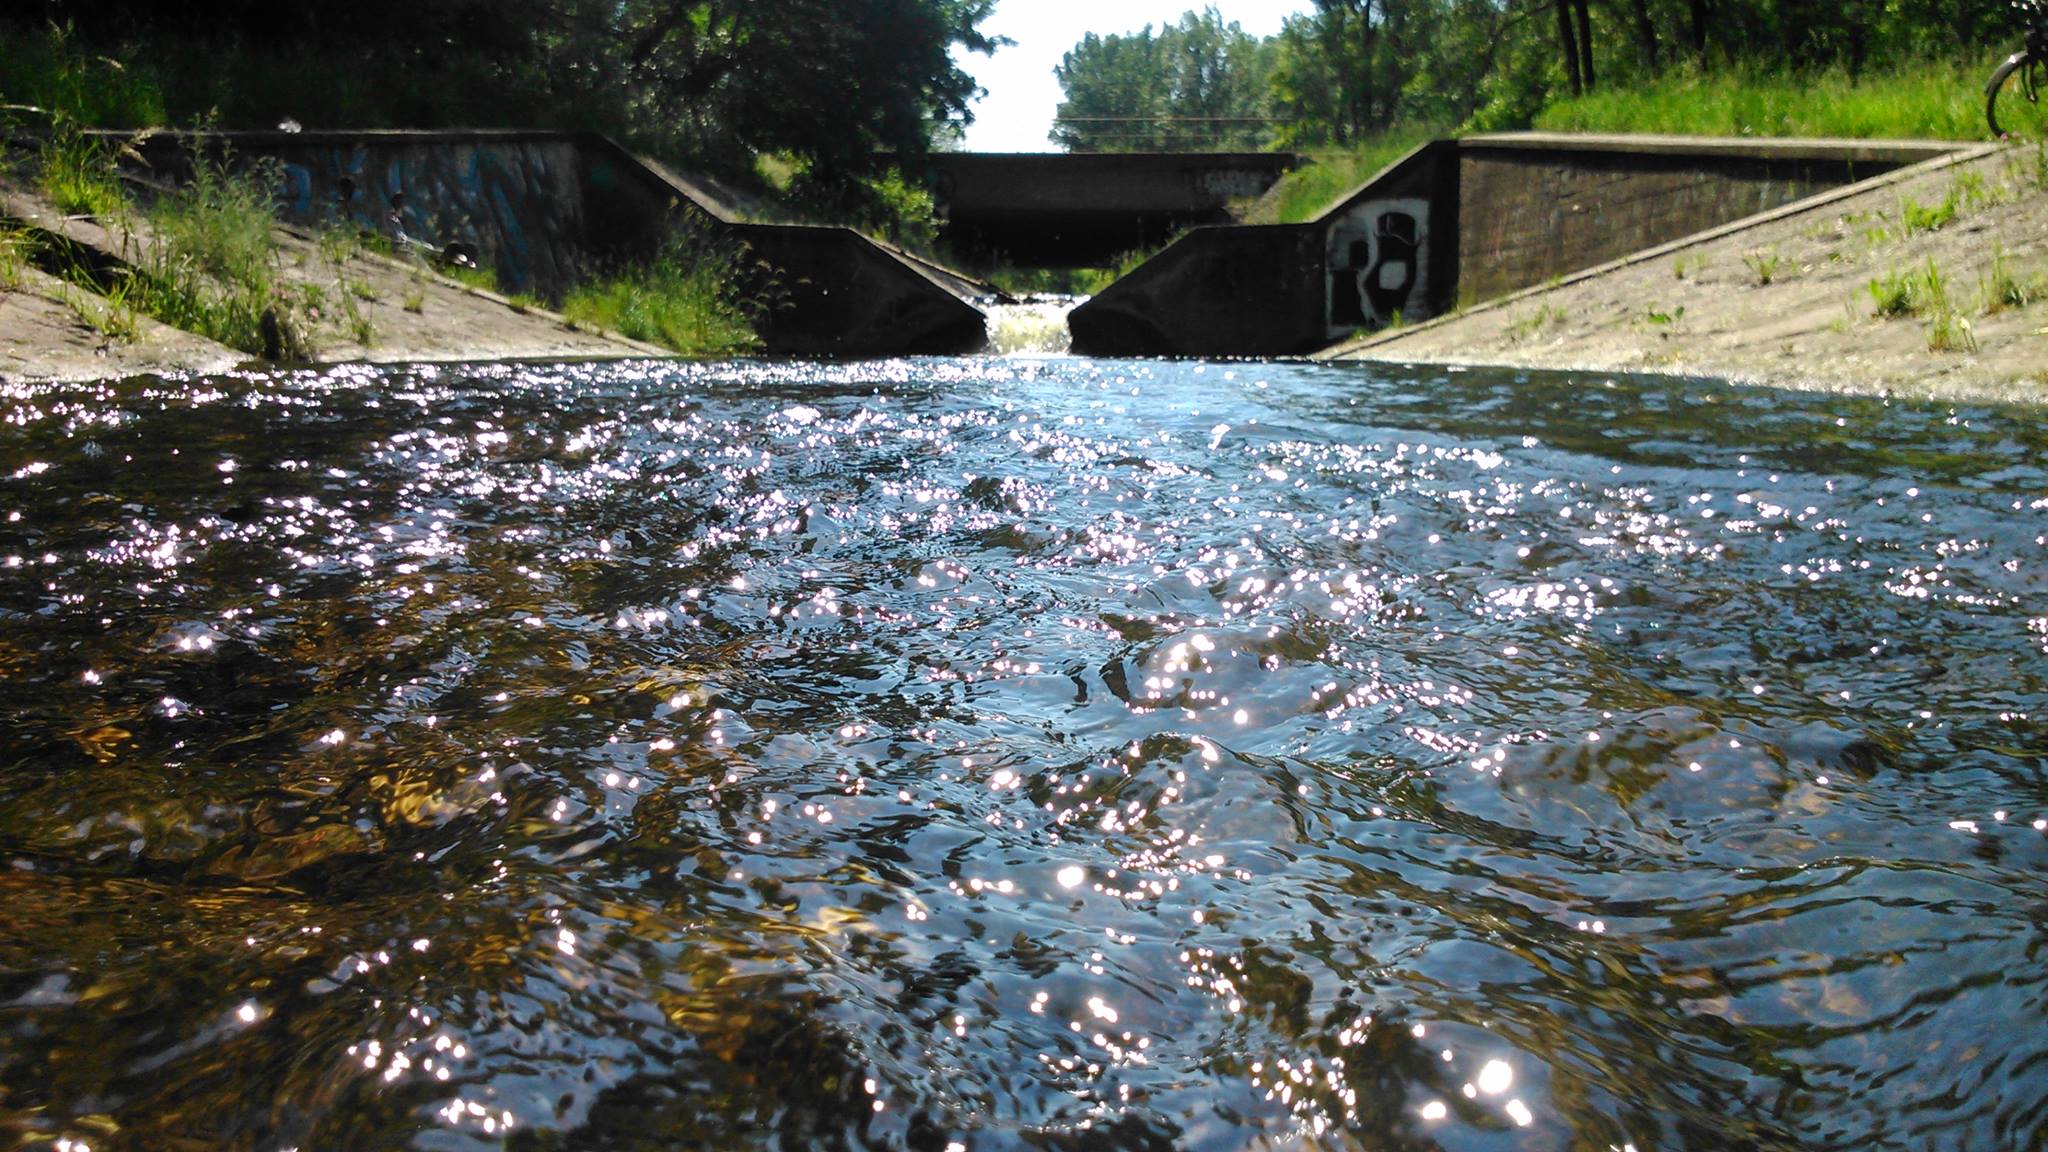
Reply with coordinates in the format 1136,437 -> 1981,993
1,181 -> 665,382
1326,145 -> 2048,405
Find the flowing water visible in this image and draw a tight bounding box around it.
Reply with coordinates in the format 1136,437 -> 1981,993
983,299 -> 1079,357
1,357 -> 2045,1152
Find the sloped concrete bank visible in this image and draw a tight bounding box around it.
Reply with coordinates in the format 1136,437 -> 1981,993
1070,133 -> 1980,359
0,178 -> 665,382
1322,144 -> 2048,403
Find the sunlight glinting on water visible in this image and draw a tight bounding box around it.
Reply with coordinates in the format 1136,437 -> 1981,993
0,358 -> 2045,1150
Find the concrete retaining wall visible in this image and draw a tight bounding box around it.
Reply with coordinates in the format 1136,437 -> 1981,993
1066,225 -> 1325,357
1069,134 -> 1971,358
1452,135 -> 1960,304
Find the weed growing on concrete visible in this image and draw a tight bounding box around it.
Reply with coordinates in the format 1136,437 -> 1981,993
37,119 -> 131,220
133,144 -> 307,356
402,286 -> 426,314
1642,304 -> 1685,326
1869,264 -> 1925,317
444,262 -> 500,294
1743,247 -> 1783,285
1979,248 -> 2035,313
1672,252 -> 1709,280
62,280 -> 139,343
561,231 -> 759,357
1950,170 -> 1991,209
1868,257 -> 1977,352
1899,190 -> 1958,234
0,225 -> 31,290
1927,308 -> 1977,352
1506,303 -> 1567,343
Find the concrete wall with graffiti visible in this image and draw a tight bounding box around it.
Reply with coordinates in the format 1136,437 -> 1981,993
129,130 -> 647,299
265,132 -> 590,298
1325,197 -> 1433,337
1318,142 -> 1460,343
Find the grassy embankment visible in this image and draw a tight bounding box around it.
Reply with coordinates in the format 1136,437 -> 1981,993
0,24 -> 760,358
1264,57 -> 2005,225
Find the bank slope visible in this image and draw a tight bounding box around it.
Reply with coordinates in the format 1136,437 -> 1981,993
1325,146 -> 2048,405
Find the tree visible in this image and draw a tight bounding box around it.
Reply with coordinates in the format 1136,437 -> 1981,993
1051,7 -> 1276,151
13,0 -> 1000,186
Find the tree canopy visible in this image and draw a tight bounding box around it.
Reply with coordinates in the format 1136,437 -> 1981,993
7,0 -> 1000,179
1052,8 -> 1277,152
1052,0 -> 2030,151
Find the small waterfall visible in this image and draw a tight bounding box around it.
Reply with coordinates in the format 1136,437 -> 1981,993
983,296 -> 1080,355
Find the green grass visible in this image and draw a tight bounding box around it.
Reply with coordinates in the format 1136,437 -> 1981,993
561,234 -> 758,357
1506,302 -> 1568,342
1742,246 -> 1783,285
1534,58 -> 1996,140
132,146 -> 315,356
443,262 -> 501,293
0,25 -> 168,128
1263,128 -> 1442,224
26,131 -> 345,359
1869,261 -> 1933,317
0,225 -> 32,290
1868,257 -> 1980,353
36,121 -> 132,219
60,279 -> 141,343
1979,246 -> 2045,313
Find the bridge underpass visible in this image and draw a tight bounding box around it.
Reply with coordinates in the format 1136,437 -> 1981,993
922,152 -> 1302,268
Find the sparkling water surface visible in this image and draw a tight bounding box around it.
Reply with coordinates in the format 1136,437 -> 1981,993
1,357 -> 2045,1151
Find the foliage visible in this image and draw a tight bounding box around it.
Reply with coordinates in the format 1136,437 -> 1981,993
1055,0 -> 2029,153
0,22 -> 165,127
783,163 -> 944,254
121,143 -> 309,354
560,231 -> 759,357
1979,247 -> 2035,313
1052,7 -> 1278,151
1261,132 -> 1437,223
7,2 -> 1001,202
0,224 -> 33,290
1535,57 -> 1993,139
1868,256 -> 1983,357
1742,246 -> 1782,285
35,118 -> 131,219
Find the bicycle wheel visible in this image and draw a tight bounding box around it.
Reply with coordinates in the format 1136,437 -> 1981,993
1987,52 -> 2048,139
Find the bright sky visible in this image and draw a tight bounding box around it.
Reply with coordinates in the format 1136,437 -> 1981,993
957,0 -> 1314,152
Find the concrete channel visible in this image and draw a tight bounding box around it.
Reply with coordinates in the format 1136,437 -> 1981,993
73,130 -> 1989,361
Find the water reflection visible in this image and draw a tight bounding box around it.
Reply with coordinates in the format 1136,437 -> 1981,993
1,360 -> 2045,1150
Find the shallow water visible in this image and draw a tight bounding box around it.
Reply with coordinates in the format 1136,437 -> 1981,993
1,357 -> 2045,1152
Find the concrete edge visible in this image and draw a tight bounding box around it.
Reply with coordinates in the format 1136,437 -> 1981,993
1315,141 -> 2005,361
1313,140 -> 1444,224
592,143 -> 744,226
1458,132 -> 1977,164
606,144 -> 993,310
